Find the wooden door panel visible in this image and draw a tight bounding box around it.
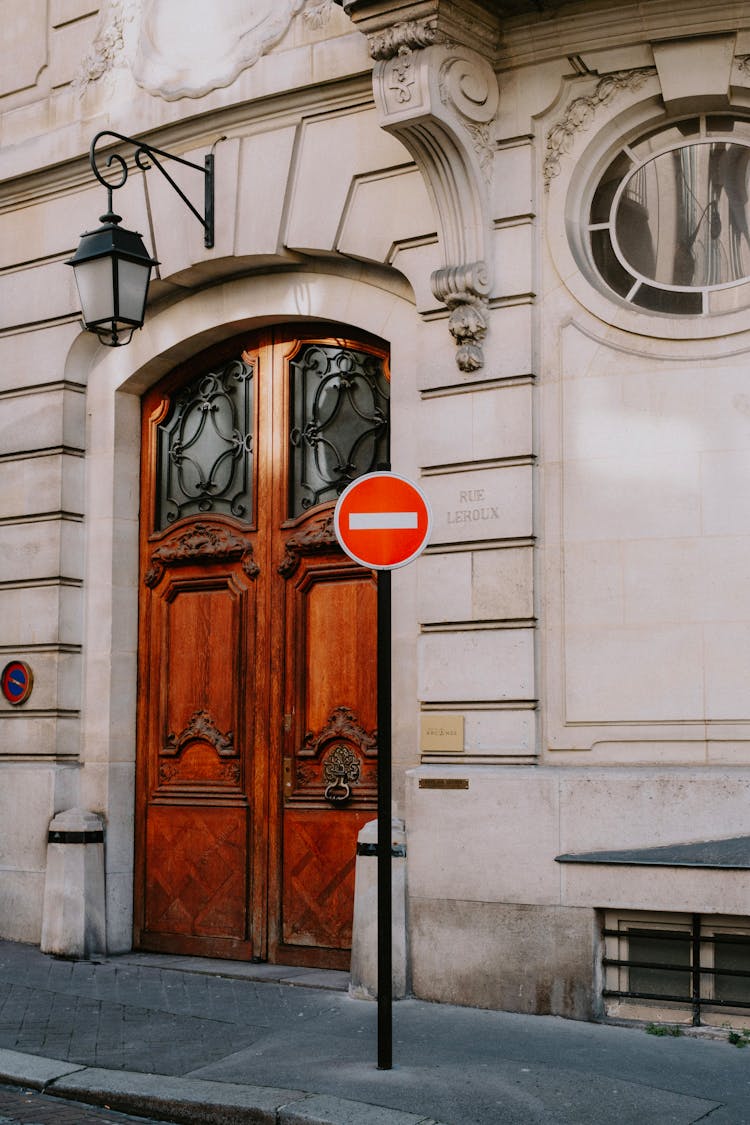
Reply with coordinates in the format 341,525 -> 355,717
146,567 -> 253,795
282,556 -> 378,809
145,805 -> 248,940
139,549 -> 257,954
161,582 -> 239,741
302,566 -> 378,735
282,809 -> 372,949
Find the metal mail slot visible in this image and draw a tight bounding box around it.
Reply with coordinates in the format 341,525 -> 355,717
418,778 -> 470,790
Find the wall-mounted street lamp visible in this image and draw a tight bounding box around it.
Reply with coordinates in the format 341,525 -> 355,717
66,131 -> 215,346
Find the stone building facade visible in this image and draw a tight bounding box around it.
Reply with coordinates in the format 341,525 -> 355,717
2,0 -> 750,1024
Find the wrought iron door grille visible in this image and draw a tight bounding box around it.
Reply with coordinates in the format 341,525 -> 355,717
602,913 -> 750,1026
288,343 -> 389,517
155,357 -> 255,529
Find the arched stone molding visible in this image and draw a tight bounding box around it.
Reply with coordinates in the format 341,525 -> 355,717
66,266 -> 420,952
343,2 -> 500,372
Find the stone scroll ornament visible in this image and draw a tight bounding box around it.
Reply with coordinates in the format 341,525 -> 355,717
369,23 -> 499,373
432,261 -> 491,374
543,67 -> 656,188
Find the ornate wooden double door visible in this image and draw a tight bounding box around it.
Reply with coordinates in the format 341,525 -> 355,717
134,327 -> 389,967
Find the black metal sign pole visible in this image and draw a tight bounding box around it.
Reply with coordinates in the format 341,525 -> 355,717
334,467 -> 430,1074
376,567 -> 393,1070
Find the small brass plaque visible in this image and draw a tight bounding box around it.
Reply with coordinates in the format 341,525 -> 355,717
418,778 -> 470,790
420,713 -> 464,754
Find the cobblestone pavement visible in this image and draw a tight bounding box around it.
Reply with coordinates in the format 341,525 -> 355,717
0,1082 -> 174,1124
0,942 -> 341,1076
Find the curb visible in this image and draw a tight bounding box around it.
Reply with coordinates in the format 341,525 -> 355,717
0,1048 -> 444,1125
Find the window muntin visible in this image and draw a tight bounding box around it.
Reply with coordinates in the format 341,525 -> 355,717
588,117 -> 750,315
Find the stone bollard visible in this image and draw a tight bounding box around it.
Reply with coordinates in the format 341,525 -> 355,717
41,808 -> 106,958
349,816 -> 408,1000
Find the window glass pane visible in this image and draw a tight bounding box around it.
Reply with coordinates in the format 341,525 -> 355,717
705,117 -> 750,137
614,142 -> 750,288
590,151 -> 633,223
591,229 -> 634,298
713,936 -> 750,1004
627,930 -> 691,998
707,117 -> 737,134
631,284 -> 702,315
289,343 -> 389,518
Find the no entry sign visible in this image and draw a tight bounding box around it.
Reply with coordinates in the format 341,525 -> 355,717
334,472 -> 432,569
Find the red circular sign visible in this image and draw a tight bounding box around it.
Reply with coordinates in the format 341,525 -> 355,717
1,661 -> 34,706
334,472 -> 432,570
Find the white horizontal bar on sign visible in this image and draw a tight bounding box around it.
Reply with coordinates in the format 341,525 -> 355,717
349,511 -> 418,530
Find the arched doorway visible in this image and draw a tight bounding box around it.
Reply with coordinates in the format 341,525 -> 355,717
133,325 -> 389,968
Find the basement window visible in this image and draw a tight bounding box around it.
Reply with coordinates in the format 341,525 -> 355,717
602,911 -> 750,1028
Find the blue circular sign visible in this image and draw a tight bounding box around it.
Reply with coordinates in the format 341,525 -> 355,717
1,661 -> 33,706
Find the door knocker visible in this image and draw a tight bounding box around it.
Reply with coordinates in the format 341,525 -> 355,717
323,744 -> 361,805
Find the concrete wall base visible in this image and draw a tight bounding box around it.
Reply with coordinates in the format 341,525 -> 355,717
41,808 -> 106,958
409,898 -> 598,1019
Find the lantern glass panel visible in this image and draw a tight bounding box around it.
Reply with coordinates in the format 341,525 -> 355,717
72,256 -> 115,326
117,258 -> 152,324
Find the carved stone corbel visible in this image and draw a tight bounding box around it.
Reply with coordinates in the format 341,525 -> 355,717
346,3 -> 500,371
431,260 -> 490,373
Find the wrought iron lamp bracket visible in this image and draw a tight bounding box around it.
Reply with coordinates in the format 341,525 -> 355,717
89,130 -> 215,249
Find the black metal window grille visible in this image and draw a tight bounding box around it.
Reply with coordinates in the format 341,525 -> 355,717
603,914 -> 750,1026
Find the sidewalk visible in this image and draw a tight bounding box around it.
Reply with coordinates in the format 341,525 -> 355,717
1,940 -> 749,1124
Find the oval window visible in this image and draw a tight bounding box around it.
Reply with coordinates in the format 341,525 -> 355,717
588,118 -> 750,315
